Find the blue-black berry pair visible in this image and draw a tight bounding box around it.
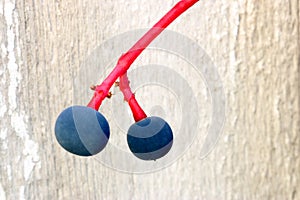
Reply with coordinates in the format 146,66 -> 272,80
55,105 -> 173,160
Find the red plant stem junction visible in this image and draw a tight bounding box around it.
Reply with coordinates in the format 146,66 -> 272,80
87,0 -> 199,119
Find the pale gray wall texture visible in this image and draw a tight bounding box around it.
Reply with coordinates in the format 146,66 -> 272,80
0,0 -> 299,199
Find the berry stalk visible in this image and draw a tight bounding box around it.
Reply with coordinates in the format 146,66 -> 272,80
88,0 -> 199,110
119,73 -> 147,122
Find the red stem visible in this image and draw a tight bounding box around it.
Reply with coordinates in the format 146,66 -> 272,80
87,0 -> 199,110
119,73 -> 147,122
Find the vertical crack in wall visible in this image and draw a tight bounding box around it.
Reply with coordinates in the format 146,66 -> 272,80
0,0 -> 41,199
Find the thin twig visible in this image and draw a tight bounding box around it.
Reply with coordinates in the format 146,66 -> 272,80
87,0 -> 199,110
119,73 -> 147,121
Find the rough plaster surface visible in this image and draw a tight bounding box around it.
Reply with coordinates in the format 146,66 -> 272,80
0,0 -> 299,199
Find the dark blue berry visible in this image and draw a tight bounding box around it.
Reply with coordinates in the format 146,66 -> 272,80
127,116 -> 173,160
55,106 -> 110,156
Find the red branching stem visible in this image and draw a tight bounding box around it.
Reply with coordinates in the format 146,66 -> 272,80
119,73 -> 147,122
87,0 -> 199,110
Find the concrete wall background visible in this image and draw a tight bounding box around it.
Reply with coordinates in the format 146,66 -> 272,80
0,0 -> 299,199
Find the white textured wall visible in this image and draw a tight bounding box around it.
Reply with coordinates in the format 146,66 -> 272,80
0,0 -> 299,199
